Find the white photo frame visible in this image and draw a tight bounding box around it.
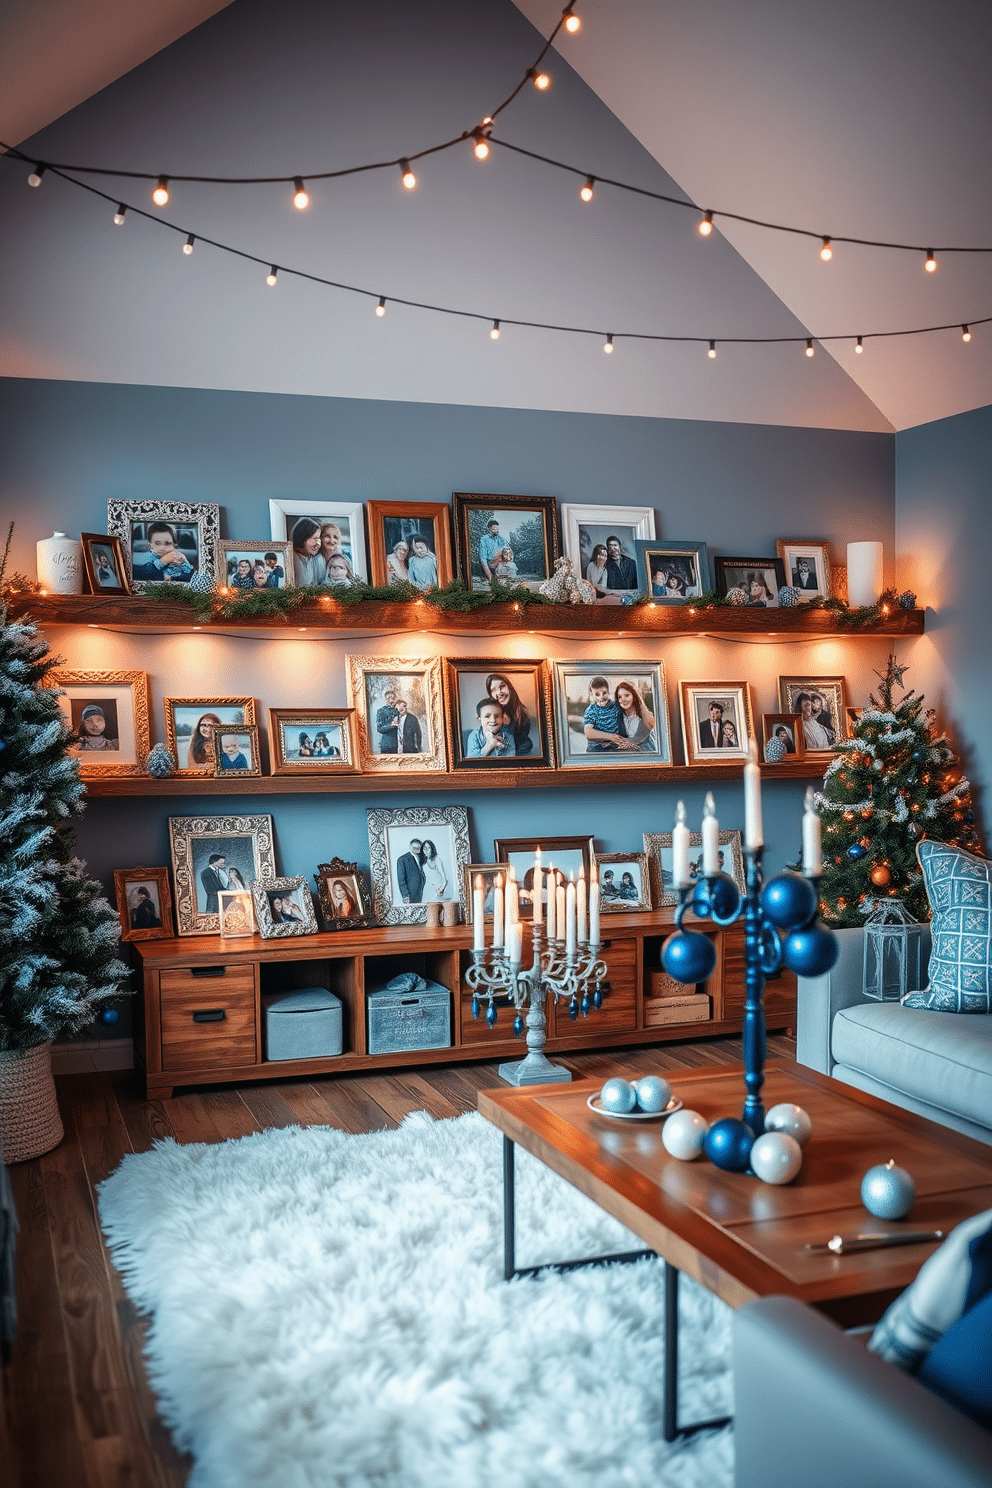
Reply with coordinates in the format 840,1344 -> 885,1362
561,504 -> 656,601
268,499 -> 368,584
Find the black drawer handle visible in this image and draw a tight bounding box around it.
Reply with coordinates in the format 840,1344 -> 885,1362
191,966 -> 227,979
192,1009 -> 226,1023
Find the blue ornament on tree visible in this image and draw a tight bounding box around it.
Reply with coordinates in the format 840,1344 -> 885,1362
692,872 -> 740,921
704,1117 -> 754,1172
911,748 -> 927,764
100,1007 -> 119,1026
761,873 -> 817,930
662,929 -> 717,985
783,924 -> 840,977
847,843 -> 867,860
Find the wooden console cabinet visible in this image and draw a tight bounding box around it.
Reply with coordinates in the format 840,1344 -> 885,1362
132,911 -> 797,1100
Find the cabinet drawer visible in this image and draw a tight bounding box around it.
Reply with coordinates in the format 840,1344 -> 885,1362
160,964 -> 256,996
161,984 -> 257,1071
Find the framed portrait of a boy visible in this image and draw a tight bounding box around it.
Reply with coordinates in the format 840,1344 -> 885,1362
761,713 -> 806,764
315,859 -> 372,930
80,533 -> 131,595
366,500 -> 453,590
268,499 -> 368,585
713,556 -> 786,607
593,852 -> 652,913
778,676 -> 848,755
210,725 -> 261,778
252,877 -> 319,939
776,540 -> 832,599
551,661 -> 670,768
452,492 -> 560,593
48,669 -> 150,778
107,498 -> 219,593
168,814 -> 276,935
561,505 -> 655,601
679,682 -> 753,766
366,805 -> 470,926
164,696 -> 257,775
216,539 -> 294,592
113,866 -> 173,942
643,830 -> 746,907
634,540 -> 709,602
268,709 -> 358,774
443,659 -> 552,768
346,656 -> 446,773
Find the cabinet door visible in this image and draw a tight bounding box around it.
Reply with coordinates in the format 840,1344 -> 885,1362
160,966 -> 257,1070
550,937 -> 638,1037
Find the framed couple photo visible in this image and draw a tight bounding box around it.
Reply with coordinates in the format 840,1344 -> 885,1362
366,805 -> 470,926
561,504 -> 655,602
347,656 -> 446,774
366,500 -> 453,590
635,540 -> 710,602
268,709 -> 358,774
714,556 -> 786,607
679,682 -> 753,767
778,675 -> 848,755
168,813 -> 277,935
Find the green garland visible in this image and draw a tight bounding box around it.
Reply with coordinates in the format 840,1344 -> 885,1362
142,577 -> 554,622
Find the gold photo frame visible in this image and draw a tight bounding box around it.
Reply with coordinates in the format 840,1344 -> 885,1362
48,669 -> 150,778
268,709 -> 358,775
346,656 -> 447,773
366,500 -> 454,590
164,696 -> 257,775
113,865 -> 174,942
210,724 -> 262,778
678,681 -> 753,766
778,676 -> 849,755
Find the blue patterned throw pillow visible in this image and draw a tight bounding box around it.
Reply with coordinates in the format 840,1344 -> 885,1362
902,841 -> 992,1012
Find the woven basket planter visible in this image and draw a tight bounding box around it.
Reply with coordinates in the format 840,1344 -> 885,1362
0,1041 -> 64,1163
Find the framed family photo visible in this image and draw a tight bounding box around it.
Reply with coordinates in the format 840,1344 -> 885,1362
679,681 -> 753,766
551,661 -> 670,768
217,889 -> 255,938
80,533 -> 131,595
252,877 -> 319,939
107,499 -> 219,592
164,696 -> 257,775
168,814 -> 277,936
268,709 -> 358,774
593,852 -> 652,913
112,865 -> 173,942
346,656 -> 446,773
315,859 -> 372,930
561,505 -> 656,601
776,539 -> 832,599
366,500 -> 453,590
49,668 -> 150,778
216,539 -> 294,592
452,492 -> 560,593
210,725 -> 261,778
634,540 -> 709,602
761,712 -> 806,764
443,659 -> 552,768
778,675 -> 848,754
493,835 -> 593,921
366,805 -> 471,926
643,829 -> 746,907
713,556 -> 787,607
268,498 -> 368,585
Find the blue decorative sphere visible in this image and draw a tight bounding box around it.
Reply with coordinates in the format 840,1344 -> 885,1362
861,1160 -> 915,1219
898,590 -> 917,609
634,1075 -> 672,1113
704,1117 -> 754,1172
100,1007 -> 119,1025
764,736 -> 787,764
692,871 -> 740,921
847,843 -> 867,860
188,570 -> 214,593
777,585 -> 800,607
601,1077 -> 637,1114
145,741 -> 176,778
783,924 -> 840,977
761,873 -> 817,930
966,811 -> 975,823
911,748 -> 927,764
662,929 -> 717,985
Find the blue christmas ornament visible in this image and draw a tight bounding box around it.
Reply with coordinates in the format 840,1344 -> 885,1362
966,811 -> 975,823
569,996 -> 578,1020
513,1013 -> 524,1038
861,1159 -> 915,1220
99,1007 -> 119,1025
783,923 -> 839,977
580,992 -> 590,1016
847,843 -> 867,859
761,873 -> 817,930
600,1078 -> 637,1114
704,1117 -> 754,1172
692,872 -> 740,920
472,995 -> 480,1020
662,929 -> 717,985
764,736 -> 787,764
145,741 -> 176,778
188,569 -> 214,593
777,585 -> 800,608
486,1003 -> 498,1028
593,987 -> 603,1009
911,748 -> 927,764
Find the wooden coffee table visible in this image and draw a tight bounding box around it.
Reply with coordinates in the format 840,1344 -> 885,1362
478,1060 -> 992,1441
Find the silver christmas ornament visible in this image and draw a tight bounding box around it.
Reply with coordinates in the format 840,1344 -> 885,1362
600,1077 -> 637,1114
861,1159 -> 915,1219
750,1131 -> 803,1185
634,1075 -> 671,1113
764,1102 -> 813,1146
661,1108 -> 709,1160
145,741 -> 176,778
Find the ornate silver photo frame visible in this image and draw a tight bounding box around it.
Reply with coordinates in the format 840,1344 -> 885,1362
168,813 -> 277,935
366,804 -> 470,925
107,498 -> 220,593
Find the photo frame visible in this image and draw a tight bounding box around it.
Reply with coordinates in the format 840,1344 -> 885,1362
48,669 -> 150,778
643,830 -> 746,907
107,499 -> 219,593
315,859 -> 373,930
461,863 -> 507,922
251,876 -> 319,939
451,492 -> 561,593
551,660 -> 670,768
164,696 -> 257,775
215,539 -> 294,592
346,656 -> 446,773
776,540 -> 832,599
442,659 -> 553,768
366,805 -> 471,926
366,500 -> 454,590
493,835 -> 593,922
80,533 -> 131,596
168,814 -> 277,936
112,865 -> 174,942
217,889 -> 255,938
761,713 -> 806,764
778,676 -> 848,755
210,724 -> 261,778
561,504 -> 656,602
713,556 -> 787,607
633,540 -> 710,602
679,681 -> 753,766
593,852 -> 652,913
268,709 -> 358,775
268,499 -> 368,585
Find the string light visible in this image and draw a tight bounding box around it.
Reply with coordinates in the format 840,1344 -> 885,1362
698,211 -> 713,236
962,324 -> 972,342
183,233 -> 195,255
529,68 -> 551,90
292,177 -> 309,210
563,6 -> 581,32
113,204 -> 126,225
27,164 -> 45,188
376,296 -> 386,316
266,265 -> 278,286
472,130 -> 490,160
820,237 -> 833,261
925,249 -> 937,272
490,319 -> 500,340
856,335 -> 864,353
708,340 -> 716,358
580,176 -> 594,202
604,333 -> 614,353
805,338 -> 815,357
399,160 -> 416,189
152,176 -> 169,206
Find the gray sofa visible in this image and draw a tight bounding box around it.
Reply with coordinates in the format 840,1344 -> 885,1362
733,1295 -> 991,1488
796,925 -> 992,1145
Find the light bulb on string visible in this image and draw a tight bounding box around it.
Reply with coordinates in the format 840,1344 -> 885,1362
580,176 -> 594,202
698,210 -> 713,237
183,234 -> 195,255
472,130 -> 490,160
490,320 -> 500,340
375,296 -> 386,317
805,339 -> 815,357
152,176 -> 170,206
266,265 -> 278,286
529,68 -> 551,90
708,340 -> 716,359
27,164 -> 46,188
563,6 -> 581,32
962,324 -> 972,342
604,333 -> 614,354
292,178 -> 309,210
856,335 -> 864,353
400,160 -> 416,189
820,237 -> 833,261
925,249 -> 937,272
113,204 -> 126,225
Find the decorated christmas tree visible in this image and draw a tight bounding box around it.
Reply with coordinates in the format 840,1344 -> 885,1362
0,529 -> 127,1053
815,654 -> 983,927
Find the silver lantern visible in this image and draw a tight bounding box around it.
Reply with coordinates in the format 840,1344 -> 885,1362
863,899 -> 925,1001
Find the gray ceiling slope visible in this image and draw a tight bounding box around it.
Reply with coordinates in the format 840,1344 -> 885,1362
516,0 -> 992,432
0,0 -> 948,431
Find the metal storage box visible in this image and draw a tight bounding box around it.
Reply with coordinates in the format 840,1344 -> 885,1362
262,987 -> 343,1061
367,978 -> 451,1055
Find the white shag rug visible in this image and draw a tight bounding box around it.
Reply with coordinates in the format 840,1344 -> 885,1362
98,1110 -> 733,1488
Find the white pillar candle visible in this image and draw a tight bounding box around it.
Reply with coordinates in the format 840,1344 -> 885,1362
673,801 -> 691,889
556,878 -> 566,941
803,786 -> 823,876
507,919 -> 523,967
744,736 -> 764,850
493,874 -> 504,948
847,541 -> 884,608
507,867 -> 519,925
589,880 -> 600,945
473,874 -> 485,950
532,848 -> 543,927
566,874 -> 577,958
546,864 -> 556,940
577,867 -> 587,944
702,792 -> 720,875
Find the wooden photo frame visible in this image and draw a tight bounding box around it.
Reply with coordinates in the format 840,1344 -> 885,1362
443,658 -> 553,769
268,499 -> 368,585
366,804 -> 471,926
778,676 -> 848,755
217,889 -> 255,938
252,876 -> 319,939
107,499 -> 220,593
761,712 -> 806,765
593,852 -> 652,913
713,556 -> 787,607
113,865 -> 174,942
776,540 -> 832,599
268,709 -> 358,775
561,504 -> 656,601
451,492 -> 561,593
551,660 -> 670,768
366,500 -> 454,590
80,533 -> 131,596
210,724 -> 262,778
164,696 -> 257,776
215,539 -> 294,593
49,668 -> 150,778
633,540 -> 710,602
679,681 -> 753,766
461,863 -> 507,922
315,858 -> 373,930
346,656 -> 447,774
168,813 -> 276,936
643,829 -> 746,907
493,835 -> 593,921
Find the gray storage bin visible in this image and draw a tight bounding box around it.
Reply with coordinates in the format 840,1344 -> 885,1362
262,987 -> 343,1061
367,974 -> 451,1055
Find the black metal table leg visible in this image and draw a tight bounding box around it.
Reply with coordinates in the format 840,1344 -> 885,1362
663,1261 -> 733,1442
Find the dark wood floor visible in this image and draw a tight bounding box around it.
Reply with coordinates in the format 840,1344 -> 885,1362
2,1035 -> 794,1488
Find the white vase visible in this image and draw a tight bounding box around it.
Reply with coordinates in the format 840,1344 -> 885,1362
36,532 -> 83,593
846,542 -> 884,608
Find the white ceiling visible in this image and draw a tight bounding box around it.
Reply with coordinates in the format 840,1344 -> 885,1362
1,0 -> 988,432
